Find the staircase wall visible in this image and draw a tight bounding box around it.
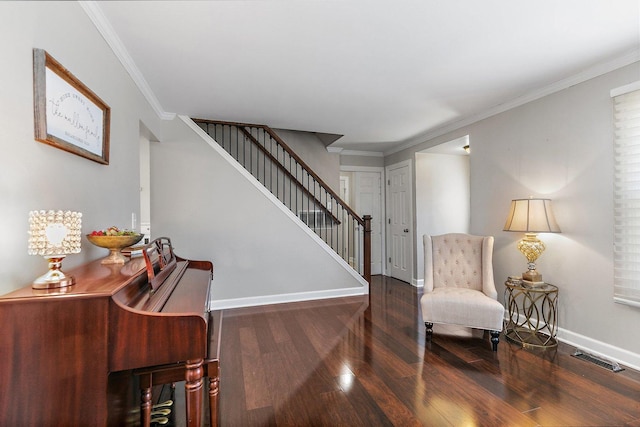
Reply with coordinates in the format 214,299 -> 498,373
151,116 -> 366,309
271,128 -> 341,194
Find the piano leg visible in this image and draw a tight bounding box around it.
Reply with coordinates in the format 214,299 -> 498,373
139,374 -> 153,427
207,360 -> 220,427
185,358 -> 204,427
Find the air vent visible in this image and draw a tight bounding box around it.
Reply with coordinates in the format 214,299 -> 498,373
572,350 -> 624,372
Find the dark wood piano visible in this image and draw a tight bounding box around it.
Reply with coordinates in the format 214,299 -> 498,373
0,237 -> 221,427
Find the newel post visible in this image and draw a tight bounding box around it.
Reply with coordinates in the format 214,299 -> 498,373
363,215 -> 372,285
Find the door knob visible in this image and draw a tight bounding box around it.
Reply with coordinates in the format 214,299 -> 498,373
404,228 -> 409,233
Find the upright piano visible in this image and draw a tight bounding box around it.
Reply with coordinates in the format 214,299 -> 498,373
0,237 -> 220,427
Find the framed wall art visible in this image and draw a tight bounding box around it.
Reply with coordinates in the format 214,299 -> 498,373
33,48 -> 110,164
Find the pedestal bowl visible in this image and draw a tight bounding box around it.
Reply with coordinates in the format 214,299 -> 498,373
86,234 -> 144,264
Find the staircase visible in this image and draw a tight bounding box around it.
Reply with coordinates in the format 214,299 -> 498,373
192,119 -> 371,283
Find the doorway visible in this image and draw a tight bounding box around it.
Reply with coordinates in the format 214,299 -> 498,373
340,166 -> 385,276
415,135 -> 470,286
385,160 -> 413,284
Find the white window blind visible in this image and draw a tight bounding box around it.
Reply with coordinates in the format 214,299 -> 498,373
613,86 -> 640,307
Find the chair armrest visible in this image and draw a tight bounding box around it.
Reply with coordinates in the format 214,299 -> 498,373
482,236 -> 497,299
423,235 -> 434,292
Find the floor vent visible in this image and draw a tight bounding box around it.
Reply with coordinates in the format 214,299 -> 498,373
572,350 -> 624,372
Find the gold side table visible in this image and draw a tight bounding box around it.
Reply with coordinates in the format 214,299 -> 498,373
504,280 -> 558,348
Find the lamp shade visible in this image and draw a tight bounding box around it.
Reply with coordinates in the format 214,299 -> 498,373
503,199 -> 561,233
28,210 -> 82,256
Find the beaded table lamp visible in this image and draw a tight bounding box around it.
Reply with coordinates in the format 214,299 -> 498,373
28,210 -> 82,289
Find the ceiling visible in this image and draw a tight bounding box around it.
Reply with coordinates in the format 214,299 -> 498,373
88,1 -> 640,154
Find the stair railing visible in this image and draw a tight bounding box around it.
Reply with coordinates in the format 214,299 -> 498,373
192,119 -> 371,283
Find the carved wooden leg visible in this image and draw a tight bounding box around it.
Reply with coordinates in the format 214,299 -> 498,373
425,322 -> 433,341
490,330 -> 500,351
185,359 -> 204,427
208,364 -> 220,427
139,373 -> 152,427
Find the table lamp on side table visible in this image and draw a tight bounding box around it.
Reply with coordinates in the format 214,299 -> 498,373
503,198 -> 561,286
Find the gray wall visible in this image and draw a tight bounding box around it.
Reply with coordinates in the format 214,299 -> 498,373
341,153 -> 385,168
273,129 -> 341,193
388,62 -> 640,362
0,2 -> 161,293
152,118 -> 365,304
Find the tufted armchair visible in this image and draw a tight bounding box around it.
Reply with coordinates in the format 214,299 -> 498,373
421,233 -> 504,351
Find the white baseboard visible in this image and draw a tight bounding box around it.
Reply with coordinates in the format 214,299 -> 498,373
210,285 -> 368,311
506,311 -> 640,372
412,278 -> 424,288
557,327 -> 640,372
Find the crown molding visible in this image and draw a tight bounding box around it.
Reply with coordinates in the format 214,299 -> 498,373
611,80 -> 640,97
339,149 -> 384,157
328,147 -> 385,157
79,1 -> 175,121
386,49 -> 640,156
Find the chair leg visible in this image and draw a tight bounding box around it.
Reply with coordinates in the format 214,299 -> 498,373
490,330 -> 500,351
425,322 -> 433,341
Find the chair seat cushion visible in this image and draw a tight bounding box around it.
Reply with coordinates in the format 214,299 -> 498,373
421,288 -> 504,331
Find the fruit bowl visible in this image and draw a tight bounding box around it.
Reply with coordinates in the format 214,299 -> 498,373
86,234 -> 144,264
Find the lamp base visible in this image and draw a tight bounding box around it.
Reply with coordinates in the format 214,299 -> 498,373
522,268 -> 544,287
522,279 -> 546,288
32,256 -> 75,290
522,269 -> 542,283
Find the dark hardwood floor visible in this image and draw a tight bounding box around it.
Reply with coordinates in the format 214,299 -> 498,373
217,275 -> 640,426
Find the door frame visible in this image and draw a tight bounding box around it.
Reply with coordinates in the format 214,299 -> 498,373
340,165 -> 386,276
385,159 -> 414,285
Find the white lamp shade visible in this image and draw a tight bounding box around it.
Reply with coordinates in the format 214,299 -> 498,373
28,210 -> 82,256
503,199 -> 561,233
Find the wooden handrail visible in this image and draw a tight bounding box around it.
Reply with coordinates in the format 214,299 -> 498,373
260,127 -> 364,225
236,127 -> 341,225
193,118 -> 364,226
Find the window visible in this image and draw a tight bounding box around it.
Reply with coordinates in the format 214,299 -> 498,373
612,82 -> 640,307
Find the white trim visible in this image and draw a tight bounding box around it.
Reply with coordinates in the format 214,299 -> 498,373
611,80 -> 640,97
80,1 -> 175,121
557,327 -> 640,373
180,115 -> 368,288
386,50 -> 640,156
505,311 -> 640,372
327,146 -> 343,153
614,297 -> 640,308
340,165 -> 385,173
412,278 -> 424,288
209,286 -> 367,310
340,150 -> 385,157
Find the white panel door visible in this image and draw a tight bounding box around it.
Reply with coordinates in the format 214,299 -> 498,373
355,171 -> 383,275
387,162 -> 412,283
